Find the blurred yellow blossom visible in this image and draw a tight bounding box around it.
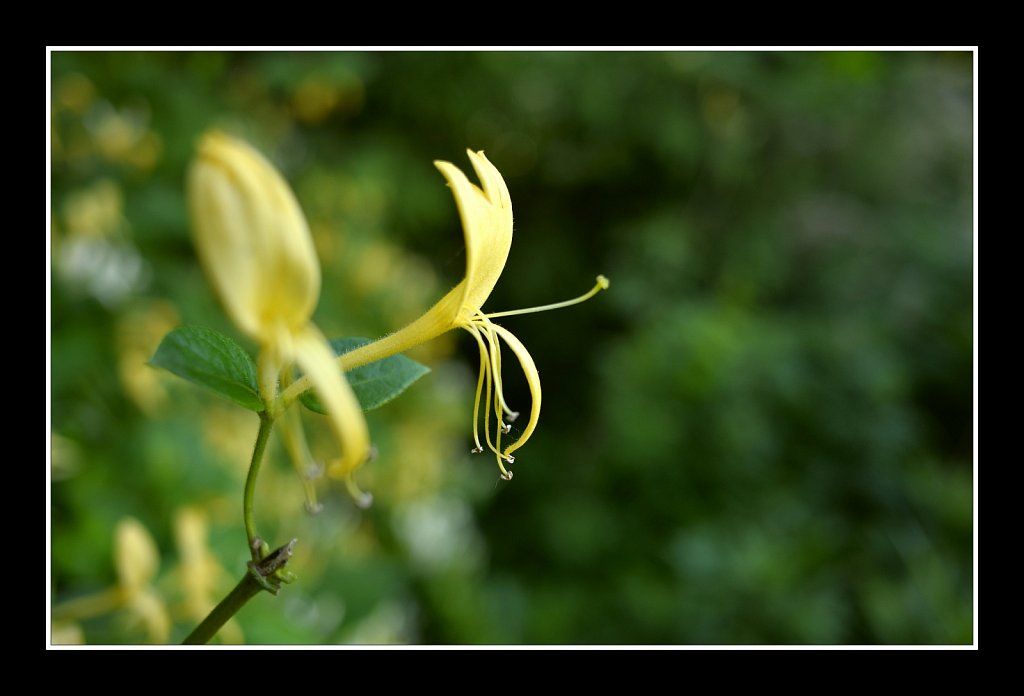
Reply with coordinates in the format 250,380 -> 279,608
54,72 -> 96,113
52,517 -> 170,644
62,179 -> 124,240
50,431 -> 81,482
116,300 -> 181,414
114,518 -> 171,643
92,104 -> 163,171
188,131 -> 370,504
50,620 -> 85,645
174,507 -> 243,643
291,72 -> 364,125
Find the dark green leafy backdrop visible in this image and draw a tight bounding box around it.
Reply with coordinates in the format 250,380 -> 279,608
50,51 -> 973,644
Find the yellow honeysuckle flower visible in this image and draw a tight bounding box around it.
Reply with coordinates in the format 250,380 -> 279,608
283,150 -> 607,480
52,517 -> 171,644
188,131 -> 370,503
114,517 -> 171,643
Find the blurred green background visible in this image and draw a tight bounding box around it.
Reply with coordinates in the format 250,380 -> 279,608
49,51 -> 974,645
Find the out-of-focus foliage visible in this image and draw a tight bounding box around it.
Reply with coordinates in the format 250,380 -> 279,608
50,51 -> 973,644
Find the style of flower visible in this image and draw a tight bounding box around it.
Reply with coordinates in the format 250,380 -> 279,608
187,131 -> 370,503
285,150 -> 607,480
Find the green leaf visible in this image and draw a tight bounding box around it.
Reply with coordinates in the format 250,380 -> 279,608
149,325 -> 263,411
301,337 -> 430,413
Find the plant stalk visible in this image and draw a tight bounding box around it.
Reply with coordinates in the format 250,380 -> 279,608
244,411 -> 274,551
181,573 -> 262,645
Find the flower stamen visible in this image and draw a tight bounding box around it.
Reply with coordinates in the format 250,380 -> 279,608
345,471 -> 374,510
466,323 -> 503,460
456,277 -> 610,478
470,331 -> 488,453
277,373 -> 321,513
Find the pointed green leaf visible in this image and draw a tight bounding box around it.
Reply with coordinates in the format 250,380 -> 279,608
149,325 -> 263,411
301,337 -> 430,414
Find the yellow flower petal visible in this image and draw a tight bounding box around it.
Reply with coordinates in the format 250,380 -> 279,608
277,399 -> 323,512
115,517 -> 160,595
489,323 -> 541,460
188,130 -> 371,502
293,325 -> 370,483
328,151 -> 511,376
125,589 -> 171,644
434,150 -> 513,313
188,131 -> 320,344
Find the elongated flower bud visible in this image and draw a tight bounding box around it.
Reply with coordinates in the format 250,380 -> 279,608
187,131 -> 370,499
187,131 -> 320,346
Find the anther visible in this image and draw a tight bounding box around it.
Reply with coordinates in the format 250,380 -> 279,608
471,446 -> 484,454
504,454 -> 515,464
501,422 -> 512,434
354,491 -> 373,510
506,411 -> 519,423
345,477 -> 374,510
501,471 -> 514,481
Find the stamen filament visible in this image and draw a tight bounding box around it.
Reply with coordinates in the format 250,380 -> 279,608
484,275 -> 609,319
278,366 -> 321,512
465,320 -> 516,481
470,336 -> 487,453
278,404 -> 321,513
473,329 -> 494,454
345,475 -> 373,510
485,321 -> 506,434
467,324 -> 502,459
473,312 -> 521,422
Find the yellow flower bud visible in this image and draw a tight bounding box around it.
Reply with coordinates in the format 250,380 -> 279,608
188,131 -> 370,499
114,517 -> 171,643
115,517 -> 160,594
188,131 -> 320,346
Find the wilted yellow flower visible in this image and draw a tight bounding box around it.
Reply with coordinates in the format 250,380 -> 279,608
188,131 -> 370,502
284,150 -> 607,480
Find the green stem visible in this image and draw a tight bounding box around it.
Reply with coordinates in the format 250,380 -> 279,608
244,412 -> 274,551
183,413 -> 296,645
181,573 -> 262,645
